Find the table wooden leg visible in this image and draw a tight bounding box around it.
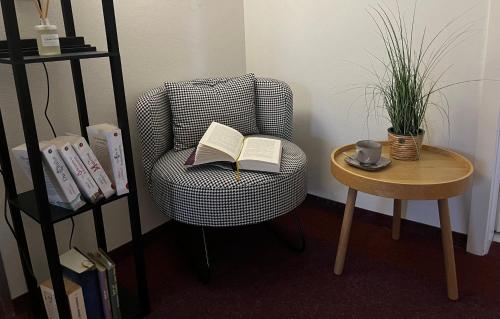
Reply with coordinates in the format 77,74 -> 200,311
334,188 -> 357,275
438,199 -> 459,300
392,199 -> 402,240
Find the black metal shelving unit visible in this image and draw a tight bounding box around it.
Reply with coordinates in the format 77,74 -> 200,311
0,0 -> 150,318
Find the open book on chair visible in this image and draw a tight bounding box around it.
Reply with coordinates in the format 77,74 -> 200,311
185,122 -> 282,173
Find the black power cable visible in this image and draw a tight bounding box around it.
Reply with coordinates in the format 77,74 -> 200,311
1,169 -> 36,282
42,63 -> 56,138
2,63 -> 75,255
2,170 -> 15,237
0,64 -> 79,319
41,62 -> 75,250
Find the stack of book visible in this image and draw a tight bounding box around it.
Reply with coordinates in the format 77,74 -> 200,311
12,124 -> 129,211
41,248 -> 122,319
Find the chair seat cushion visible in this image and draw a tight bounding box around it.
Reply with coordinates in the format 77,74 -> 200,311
150,136 -> 307,226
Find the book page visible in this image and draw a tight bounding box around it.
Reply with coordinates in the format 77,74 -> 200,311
199,122 -> 244,161
238,137 -> 281,164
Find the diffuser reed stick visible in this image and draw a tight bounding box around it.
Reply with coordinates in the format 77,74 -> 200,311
33,0 -> 51,21
32,0 -> 43,19
44,0 -> 50,19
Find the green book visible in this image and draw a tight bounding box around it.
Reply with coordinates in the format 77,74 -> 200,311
91,250 -> 121,319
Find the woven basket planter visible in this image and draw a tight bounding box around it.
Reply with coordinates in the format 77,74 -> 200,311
387,128 -> 425,161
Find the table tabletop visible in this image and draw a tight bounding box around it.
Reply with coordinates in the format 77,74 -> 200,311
330,142 -> 474,200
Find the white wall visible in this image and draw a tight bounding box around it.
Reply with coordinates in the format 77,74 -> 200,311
244,0 -> 493,234
0,0 -> 246,298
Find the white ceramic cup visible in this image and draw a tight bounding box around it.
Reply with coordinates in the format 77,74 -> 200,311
355,140 -> 382,165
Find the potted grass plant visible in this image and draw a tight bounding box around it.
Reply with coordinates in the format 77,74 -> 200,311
366,3 -> 471,160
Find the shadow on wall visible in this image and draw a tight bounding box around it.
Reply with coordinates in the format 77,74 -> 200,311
290,82 -> 332,195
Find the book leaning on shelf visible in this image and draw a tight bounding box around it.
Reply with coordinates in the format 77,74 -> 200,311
12,142 -> 86,211
185,122 -> 283,174
87,124 -> 129,196
88,249 -> 121,319
61,135 -> 115,199
85,254 -> 112,319
51,137 -> 103,204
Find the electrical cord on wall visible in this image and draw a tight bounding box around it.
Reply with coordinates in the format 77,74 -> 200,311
2,170 -> 15,238
41,62 -> 75,251
1,169 -> 36,281
2,62 -> 75,256
42,63 -> 56,138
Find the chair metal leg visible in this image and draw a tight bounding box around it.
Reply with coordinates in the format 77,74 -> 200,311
268,210 -> 306,253
197,226 -> 211,284
185,211 -> 306,285
177,223 -> 212,284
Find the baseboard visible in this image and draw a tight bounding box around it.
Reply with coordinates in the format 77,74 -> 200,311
494,233 -> 500,243
306,194 -> 468,249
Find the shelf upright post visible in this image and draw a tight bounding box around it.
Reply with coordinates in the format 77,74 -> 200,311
0,111 -> 44,317
60,0 -> 108,251
101,0 -> 150,314
0,0 -> 72,317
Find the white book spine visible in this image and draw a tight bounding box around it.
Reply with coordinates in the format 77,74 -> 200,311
41,145 -> 85,211
56,142 -> 102,203
40,284 -> 87,319
40,285 -> 57,319
87,127 -> 128,196
71,137 -> 115,198
105,129 -> 128,196
69,288 -> 88,319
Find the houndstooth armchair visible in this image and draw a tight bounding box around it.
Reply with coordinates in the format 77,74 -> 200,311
136,77 -> 307,280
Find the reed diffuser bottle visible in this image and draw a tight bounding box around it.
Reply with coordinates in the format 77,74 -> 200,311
33,0 -> 61,56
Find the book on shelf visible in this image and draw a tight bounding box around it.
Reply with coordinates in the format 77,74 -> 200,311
89,249 -> 121,319
40,277 -> 87,319
51,137 -> 103,204
59,135 -> 116,199
59,248 -> 105,319
86,253 -> 112,319
87,124 -> 129,196
185,122 -> 283,173
12,143 -> 86,211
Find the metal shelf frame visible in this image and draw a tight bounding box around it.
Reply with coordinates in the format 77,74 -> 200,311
0,0 -> 150,318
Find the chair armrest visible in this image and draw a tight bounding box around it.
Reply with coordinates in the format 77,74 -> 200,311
255,78 -> 293,141
136,86 -> 173,188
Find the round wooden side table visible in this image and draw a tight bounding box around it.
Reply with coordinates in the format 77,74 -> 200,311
330,142 -> 474,300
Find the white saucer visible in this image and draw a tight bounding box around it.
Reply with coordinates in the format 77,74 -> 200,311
344,156 -> 392,171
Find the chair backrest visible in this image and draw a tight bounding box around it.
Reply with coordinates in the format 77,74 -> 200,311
136,77 -> 293,186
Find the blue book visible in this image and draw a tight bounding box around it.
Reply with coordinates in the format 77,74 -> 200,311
59,248 -> 104,319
